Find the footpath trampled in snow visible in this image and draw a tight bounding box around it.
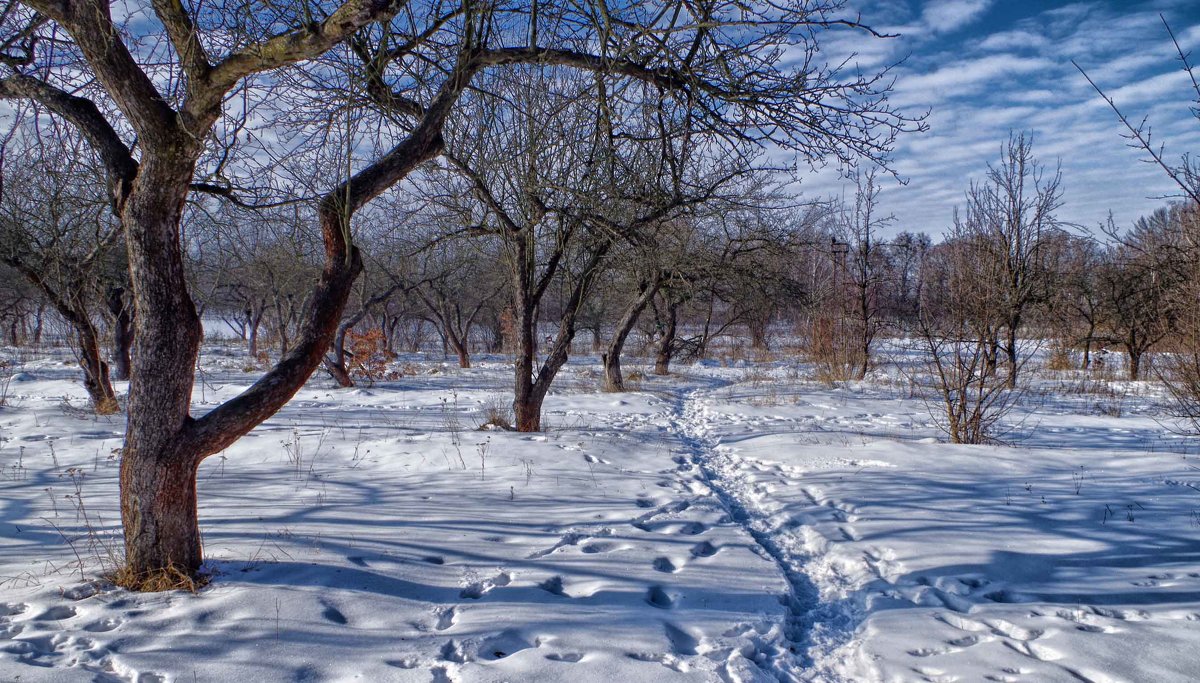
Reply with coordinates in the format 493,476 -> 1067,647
679,376 -> 1200,682
1,351 -> 1199,681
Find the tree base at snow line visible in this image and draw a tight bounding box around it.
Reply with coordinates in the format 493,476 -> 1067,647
93,397 -> 121,415
109,562 -> 208,593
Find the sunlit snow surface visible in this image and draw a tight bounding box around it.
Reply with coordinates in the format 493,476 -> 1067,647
0,345 -> 1198,681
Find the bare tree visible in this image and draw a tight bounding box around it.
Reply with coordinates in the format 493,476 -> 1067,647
0,125 -> 122,413
1096,210 -> 1185,380
914,237 -> 1020,444
0,0 -> 918,582
955,133 -> 1062,388
1079,17 -> 1200,414
825,167 -> 894,380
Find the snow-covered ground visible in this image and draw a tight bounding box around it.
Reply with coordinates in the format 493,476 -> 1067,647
1,346 -> 1198,682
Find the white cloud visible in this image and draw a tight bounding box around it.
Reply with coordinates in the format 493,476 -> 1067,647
895,55 -> 1055,101
921,0 -> 995,34
977,30 -> 1049,52
799,0 -> 1200,236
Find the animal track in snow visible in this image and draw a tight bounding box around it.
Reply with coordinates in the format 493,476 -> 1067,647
538,576 -> 567,596
478,630 -> 535,660
83,617 -> 122,633
580,541 -> 621,554
527,528 -> 613,559
663,621 -> 702,656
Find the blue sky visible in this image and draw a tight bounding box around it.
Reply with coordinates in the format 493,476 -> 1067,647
807,0 -> 1200,236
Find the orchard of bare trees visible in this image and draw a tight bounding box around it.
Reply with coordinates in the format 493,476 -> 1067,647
0,0 -> 1198,603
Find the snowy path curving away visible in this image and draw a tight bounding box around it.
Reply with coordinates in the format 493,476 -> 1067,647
2,354 -> 1200,682
664,377 -> 1200,683
662,388 -> 862,681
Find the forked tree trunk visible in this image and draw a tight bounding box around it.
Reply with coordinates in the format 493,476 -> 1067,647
1128,346 -> 1142,380
77,322 -> 120,414
603,277 -> 662,392
451,336 -> 471,368
5,261 -> 119,413
442,314 -> 471,368
5,0 -> 473,581
510,238 -> 608,432
324,323 -> 355,388
654,300 -> 679,376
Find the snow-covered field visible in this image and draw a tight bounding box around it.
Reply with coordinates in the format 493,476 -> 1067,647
1,346 -> 1199,682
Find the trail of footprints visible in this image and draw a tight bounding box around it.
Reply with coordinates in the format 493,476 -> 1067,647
412,444 -> 735,677
0,596 -> 166,682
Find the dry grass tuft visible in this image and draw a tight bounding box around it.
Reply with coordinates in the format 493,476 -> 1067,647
109,562 -> 208,593
476,393 -> 514,430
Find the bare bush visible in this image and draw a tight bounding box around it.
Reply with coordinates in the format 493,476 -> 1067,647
476,394 -> 515,431
802,317 -> 866,386
915,329 -> 1022,445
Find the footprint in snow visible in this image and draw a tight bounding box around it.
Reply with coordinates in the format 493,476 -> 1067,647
35,605 -> 77,621
434,606 -> 457,631
460,571 -> 511,599
653,557 -> 681,573
626,651 -> 688,672
83,617 -> 122,633
663,621 -> 701,656
580,541 -> 620,554
545,652 -> 584,662
645,586 -> 676,609
538,576 -> 567,596
0,603 -> 27,617
320,601 -> 348,625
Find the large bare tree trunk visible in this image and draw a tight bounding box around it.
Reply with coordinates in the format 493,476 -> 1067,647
107,286 -> 133,381
120,158 -> 209,575
603,277 -> 662,392
513,298 -> 542,431
1005,322 -> 1019,388
655,300 -> 679,376
77,323 -> 120,414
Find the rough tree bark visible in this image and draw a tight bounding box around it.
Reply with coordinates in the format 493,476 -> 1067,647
654,298 -> 681,376
106,286 -> 133,381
